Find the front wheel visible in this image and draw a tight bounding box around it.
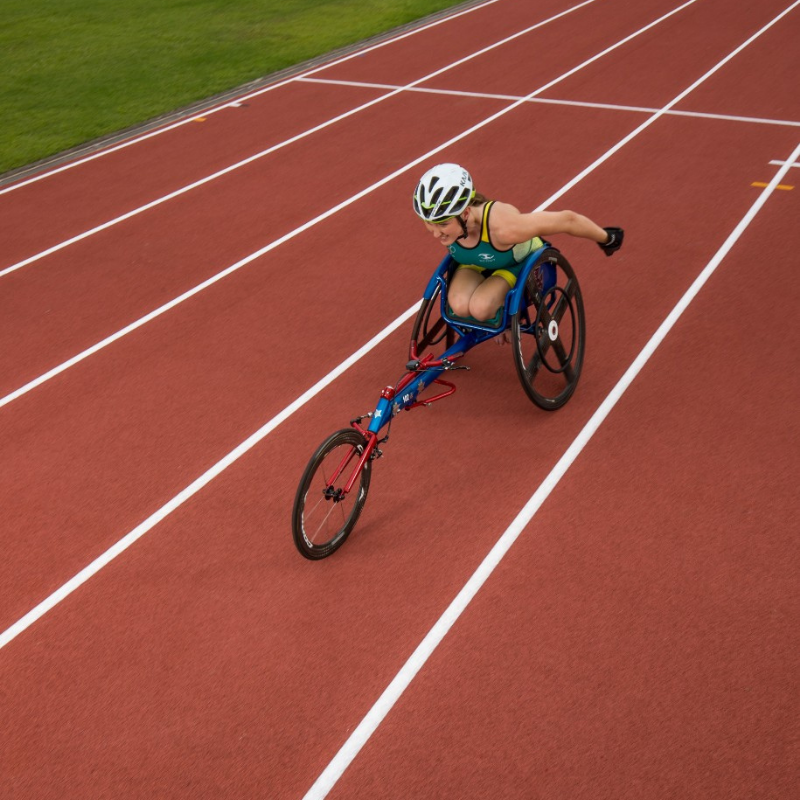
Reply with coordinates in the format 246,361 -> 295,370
510,250 -> 586,410
292,428 -> 372,559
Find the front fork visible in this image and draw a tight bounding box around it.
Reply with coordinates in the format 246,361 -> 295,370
323,428 -> 379,500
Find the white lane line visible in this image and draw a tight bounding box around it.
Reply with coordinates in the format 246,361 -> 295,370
300,77 -> 800,128
769,159 -> 800,166
1,0 -> 794,650
530,0 -> 800,210
0,303 -> 420,651
301,139 -> 800,800
0,0 -> 690,411
0,0 -> 597,280
0,0 -> 501,195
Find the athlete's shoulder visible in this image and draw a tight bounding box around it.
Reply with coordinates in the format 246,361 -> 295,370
489,200 -> 521,214
487,201 -> 529,244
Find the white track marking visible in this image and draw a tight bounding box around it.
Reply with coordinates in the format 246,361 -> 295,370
769,159 -> 800,166
2,2 -> 797,651
0,0 -> 598,280
301,139 -> 800,800
0,0 -> 501,195
0,0 -> 694,410
300,77 -> 800,128
0,304 -> 419,651
530,0 -> 800,210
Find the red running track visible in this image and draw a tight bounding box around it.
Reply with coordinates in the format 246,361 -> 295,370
1,0 -> 798,797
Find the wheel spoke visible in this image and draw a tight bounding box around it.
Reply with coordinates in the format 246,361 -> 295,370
529,323 -> 571,382
308,498 -> 344,544
541,310 -> 572,372
525,350 -> 541,377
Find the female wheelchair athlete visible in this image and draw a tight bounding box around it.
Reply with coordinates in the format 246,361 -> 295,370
291,242 -> 586,559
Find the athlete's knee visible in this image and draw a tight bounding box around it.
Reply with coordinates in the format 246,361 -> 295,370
469,295 -> 503,321
448,291 -> 472,317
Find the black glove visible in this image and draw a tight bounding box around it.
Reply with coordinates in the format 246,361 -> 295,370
598,227 -> 624,257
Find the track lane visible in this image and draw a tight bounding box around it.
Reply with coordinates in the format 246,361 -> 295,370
534,0 -> 799,109
413,0 -> 701,99
0,82 -> 393,270
315,0 -> 636,88
676,6 -> 800,120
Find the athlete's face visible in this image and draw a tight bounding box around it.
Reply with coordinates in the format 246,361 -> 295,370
422,214 -> 464,246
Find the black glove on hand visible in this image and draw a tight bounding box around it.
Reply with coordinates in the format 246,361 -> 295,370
598,227 -> 624,257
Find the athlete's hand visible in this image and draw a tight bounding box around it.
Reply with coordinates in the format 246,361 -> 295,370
598,227 -> 624,256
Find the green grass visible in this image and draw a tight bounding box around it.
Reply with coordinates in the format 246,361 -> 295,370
0,0 -> 466,174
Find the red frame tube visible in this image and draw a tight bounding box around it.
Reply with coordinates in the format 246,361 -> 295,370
325,429 -> 378,497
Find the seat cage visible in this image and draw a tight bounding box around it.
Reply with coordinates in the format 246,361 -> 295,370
422,242 -> 556,341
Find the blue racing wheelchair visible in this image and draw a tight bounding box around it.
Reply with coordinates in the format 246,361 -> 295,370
292,243 -> 585,559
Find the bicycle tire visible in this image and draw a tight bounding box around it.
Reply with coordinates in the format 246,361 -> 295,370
292,428 -> 372,559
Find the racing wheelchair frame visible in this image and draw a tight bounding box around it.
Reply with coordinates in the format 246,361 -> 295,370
292,243 -> 585,559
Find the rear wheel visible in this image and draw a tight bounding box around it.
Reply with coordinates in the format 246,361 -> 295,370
409,281 -> 455,359
292,428 -> 372,559
510,250 -> 586,410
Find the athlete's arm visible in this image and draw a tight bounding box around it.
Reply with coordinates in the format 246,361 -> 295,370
490,203 -> 608,246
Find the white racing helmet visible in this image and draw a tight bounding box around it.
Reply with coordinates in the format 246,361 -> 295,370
412,163 -> 475,222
